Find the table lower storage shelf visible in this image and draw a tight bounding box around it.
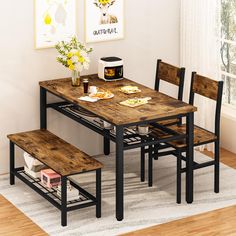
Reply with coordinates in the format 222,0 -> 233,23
14,167 -> 97,212
48,102 -> 186,150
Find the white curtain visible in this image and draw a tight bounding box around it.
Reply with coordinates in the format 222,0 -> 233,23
180,0 -> 221,151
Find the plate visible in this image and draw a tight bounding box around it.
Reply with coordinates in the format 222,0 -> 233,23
89,91 -> 114,100
120,86 -> 141,94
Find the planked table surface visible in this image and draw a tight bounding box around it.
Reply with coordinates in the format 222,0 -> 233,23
39,74 -> 197,126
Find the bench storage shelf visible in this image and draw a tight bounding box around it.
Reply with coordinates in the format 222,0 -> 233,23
14,168 -> 96,211
7,129 -> 103,227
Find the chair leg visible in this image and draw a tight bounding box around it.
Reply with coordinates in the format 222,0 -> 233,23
154,144 -> 159,160
176,151 -> 182,204
141,147 -> 145,182
148,147 -> 153,187
214,140 -> 220,193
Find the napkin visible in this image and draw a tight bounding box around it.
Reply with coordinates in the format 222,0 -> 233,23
78,96 -> 98,102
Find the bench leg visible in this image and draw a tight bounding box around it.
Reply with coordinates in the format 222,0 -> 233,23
96,169 -> 101,218
10,141 -> 15,185
61,176 -> 67,227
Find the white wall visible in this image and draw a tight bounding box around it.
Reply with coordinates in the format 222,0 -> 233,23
0,0 -> 181,174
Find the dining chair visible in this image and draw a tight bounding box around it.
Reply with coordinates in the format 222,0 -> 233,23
148,72 -> 224,203
140,59 -> 185,182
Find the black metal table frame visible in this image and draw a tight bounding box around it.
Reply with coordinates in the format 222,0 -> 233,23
40,86 -> 194,221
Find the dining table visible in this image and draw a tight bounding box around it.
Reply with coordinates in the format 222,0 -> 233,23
39,74 -> 197,221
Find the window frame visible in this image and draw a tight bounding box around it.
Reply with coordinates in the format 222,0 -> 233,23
220,38 -> 236,110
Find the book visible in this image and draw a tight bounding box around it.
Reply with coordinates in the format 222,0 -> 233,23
24,165 -> 41,179
57,182 -> 80,201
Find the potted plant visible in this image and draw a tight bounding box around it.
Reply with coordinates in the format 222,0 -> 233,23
55,37 -> 92,86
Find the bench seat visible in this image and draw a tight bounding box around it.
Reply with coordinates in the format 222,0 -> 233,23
7,129 -> 103,176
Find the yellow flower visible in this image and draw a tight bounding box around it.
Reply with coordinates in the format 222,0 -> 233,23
69,64 -> 75,70
67,59 -> 72,66
79,56 -> 85,63
67,52 -> 73,58
75,51 -> 80,57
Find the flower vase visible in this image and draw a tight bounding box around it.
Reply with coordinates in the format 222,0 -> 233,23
71,70 -> 80,86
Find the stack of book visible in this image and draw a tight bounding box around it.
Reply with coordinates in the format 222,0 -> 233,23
24,152 -> 46,179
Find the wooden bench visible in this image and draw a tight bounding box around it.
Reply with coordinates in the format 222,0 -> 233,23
7,129 -> 103,227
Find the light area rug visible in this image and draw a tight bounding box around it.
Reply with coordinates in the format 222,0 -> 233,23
1,151 -> 236,236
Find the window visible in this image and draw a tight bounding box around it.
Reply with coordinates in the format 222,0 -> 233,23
221,0 -> 236,107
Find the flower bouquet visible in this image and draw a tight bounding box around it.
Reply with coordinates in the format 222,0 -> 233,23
55,37 -> 92,86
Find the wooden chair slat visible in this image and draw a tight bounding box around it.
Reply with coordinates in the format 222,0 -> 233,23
152,124 -> 217,148
158,61 -> 181,86
192,74 -> 219,101
157,118 -> 179,126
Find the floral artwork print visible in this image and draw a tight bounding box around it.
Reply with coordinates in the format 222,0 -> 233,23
35,0 -> 76,49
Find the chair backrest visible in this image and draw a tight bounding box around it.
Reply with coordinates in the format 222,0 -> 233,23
155,59 -> 185,101
189,72 -> 224,137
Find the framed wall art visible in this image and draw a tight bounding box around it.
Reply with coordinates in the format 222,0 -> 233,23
85,0 -> 124,43
34,0 -> 77,49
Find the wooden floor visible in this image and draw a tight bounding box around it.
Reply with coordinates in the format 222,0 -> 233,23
124,148 -> 236,236
203,148 -> 236,169
123,205 -> 236,236
0,195 -> 47,236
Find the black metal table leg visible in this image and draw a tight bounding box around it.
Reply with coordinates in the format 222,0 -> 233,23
40,87 -> 47,129
104,132 -> 110,156
61,176 -> 67,227
116,126 -> 124,221
140,146 -> 145,182
148,147 -> 153,187
10,141 -> 15,185
96,169 -> 101,218
186,112 -> 194,203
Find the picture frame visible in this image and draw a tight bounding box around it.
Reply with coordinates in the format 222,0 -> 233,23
34,0 -> 77,49
85,0 -> 125,43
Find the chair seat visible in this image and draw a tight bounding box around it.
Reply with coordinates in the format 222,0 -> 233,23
157,118 -> 179,126
152,124 -> 217,148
